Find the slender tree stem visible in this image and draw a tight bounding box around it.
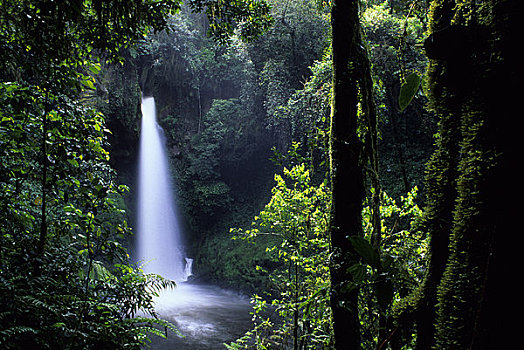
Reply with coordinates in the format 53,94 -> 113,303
37,92 -> 50,258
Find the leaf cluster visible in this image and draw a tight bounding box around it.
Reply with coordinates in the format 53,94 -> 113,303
188,0 -> 273,43
0,1 -> 189,348
0,80 -> 180,349
231,163 -> 333,349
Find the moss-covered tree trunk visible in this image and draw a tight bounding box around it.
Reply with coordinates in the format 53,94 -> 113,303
405,2 -> 462,348
404,0 -> 524,348
328,0 -> 365,348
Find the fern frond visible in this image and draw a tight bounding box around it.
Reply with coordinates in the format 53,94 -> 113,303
0,325 -> 38,339
17,295 -> 58,315
127,316 -> 182,337
144,273 -> 177,294
0,311 -> 12,321
91,261 -> 116,282
46,294 -> 81,304
138,326 -> 167,339
91,301 -> 121,314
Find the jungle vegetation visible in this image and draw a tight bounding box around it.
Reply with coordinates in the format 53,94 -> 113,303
1,0 -> 521,349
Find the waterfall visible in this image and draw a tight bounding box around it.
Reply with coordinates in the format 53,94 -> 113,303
137,96 -> 189,282
184,258 -> 193,279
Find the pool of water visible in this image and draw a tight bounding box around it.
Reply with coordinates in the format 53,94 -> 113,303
147,283 -> 254,349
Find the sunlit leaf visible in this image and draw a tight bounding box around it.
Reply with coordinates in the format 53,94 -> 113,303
398,72 -> 421,112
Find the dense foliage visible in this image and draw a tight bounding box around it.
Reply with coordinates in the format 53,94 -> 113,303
0,0 -> 271,348
226,157 -> 426,349
91,0 -> 436,347
2,0 -> 518,348
0,0 -> 186,348
230,163 -> 332,349
94,0 -> 332,287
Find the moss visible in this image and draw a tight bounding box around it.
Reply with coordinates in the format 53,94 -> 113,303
391,0 -> 504,348
423,1 -> 503,348
194,232 -> 274,294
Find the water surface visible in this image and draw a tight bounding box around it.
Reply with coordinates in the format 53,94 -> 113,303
149,284 -> 254,349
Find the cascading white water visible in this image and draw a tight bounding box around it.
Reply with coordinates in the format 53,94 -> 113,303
136,97 -> 255,349
137,96 -> 190,282
184,258 -> 193,279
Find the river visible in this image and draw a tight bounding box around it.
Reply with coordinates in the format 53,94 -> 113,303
148,283 -> 254,349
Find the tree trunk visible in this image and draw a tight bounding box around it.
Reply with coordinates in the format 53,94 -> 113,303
359,29 -> 393,346
411,2 -> 462,345
37,95 -> 50,259
329,1 -> 365,349
416,0 -> 524,348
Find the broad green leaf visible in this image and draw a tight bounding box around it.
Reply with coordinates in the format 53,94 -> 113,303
349,236 -> 380,268
88,63 -> 101,75
81,77 -> 95,90
67,159 -> 79,167
347,263 -> 367,282
398,72 -> 421,112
